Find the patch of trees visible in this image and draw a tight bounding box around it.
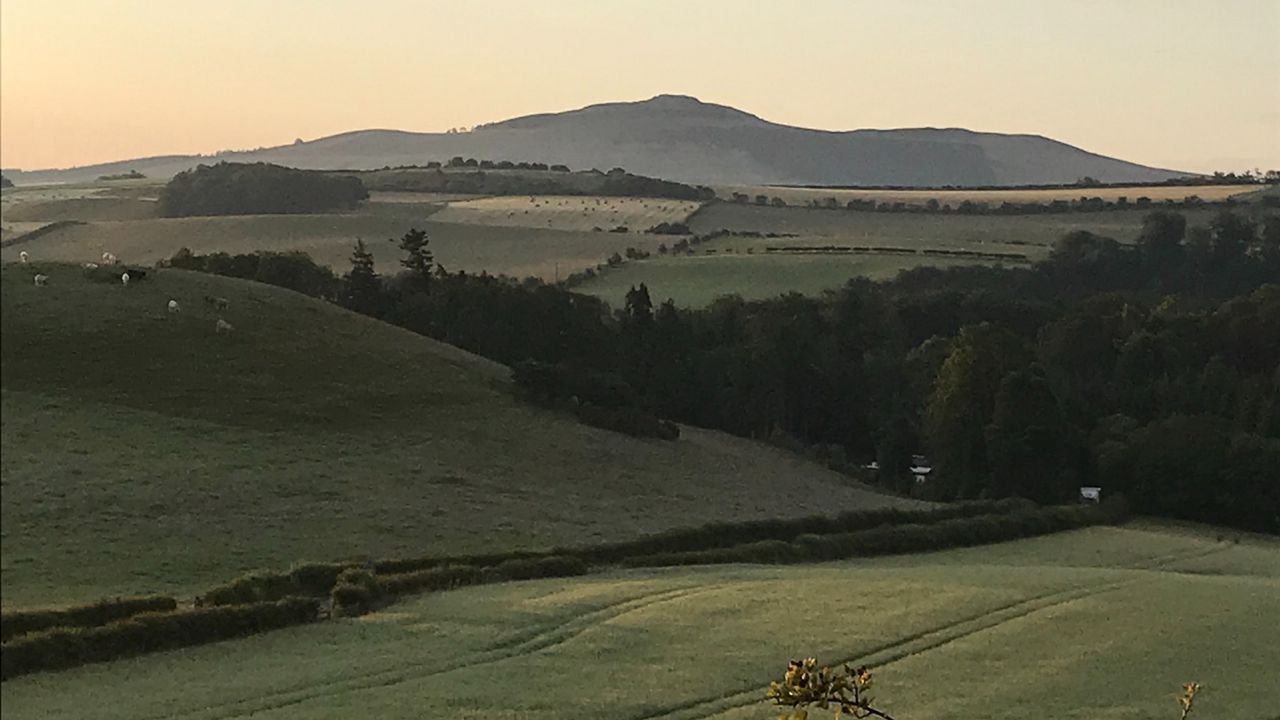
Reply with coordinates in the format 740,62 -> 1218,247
646,222 -> 691,235
807,194 -> 1225,216
97,170 -> 145,181
163,247 -> 340,299
159,162 -> 367,217
1,174 -> 14,189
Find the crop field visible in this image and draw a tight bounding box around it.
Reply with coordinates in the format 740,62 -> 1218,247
0,213 -> 675,281
574,252 -> 1007,308
3,524 -> 1275,719
430,194 -> 701,233
720,183 -> 1263,206
0,264 -> 911,607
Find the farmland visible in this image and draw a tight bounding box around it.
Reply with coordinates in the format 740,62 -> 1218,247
3,523 -> 1275,719
720,183 -> 1265,207
0,264 -> 909,607
429,194 -> 700,233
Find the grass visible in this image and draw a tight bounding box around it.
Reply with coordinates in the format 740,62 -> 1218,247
0,263 -> 913,606
0,206 -> 676,281
720,183 -> 1263,206
3,524 -> 1274,719
429,195 -> 701,233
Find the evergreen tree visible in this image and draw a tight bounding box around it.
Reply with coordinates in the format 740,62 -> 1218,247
342,240 -> 384,316
396,227 -> 435,288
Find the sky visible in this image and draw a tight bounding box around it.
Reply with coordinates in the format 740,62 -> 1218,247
2,0 -> 1278,173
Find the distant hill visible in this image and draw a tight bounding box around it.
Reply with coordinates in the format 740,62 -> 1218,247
5,95 -> 1192,187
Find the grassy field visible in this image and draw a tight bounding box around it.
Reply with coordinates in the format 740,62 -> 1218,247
0,263 -> 912,607
3,523 -> 1275,719
430,195 -> 701,233
574,253 -> 1007,308
719,183 -> 1263,206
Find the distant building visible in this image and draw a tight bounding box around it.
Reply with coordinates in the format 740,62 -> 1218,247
1080,486 -> 1102,503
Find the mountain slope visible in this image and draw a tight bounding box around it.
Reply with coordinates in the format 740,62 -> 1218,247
0,263 -> 913,606
5,95 -> 1189,187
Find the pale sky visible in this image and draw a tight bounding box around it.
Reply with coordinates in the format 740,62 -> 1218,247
2,0 -> 1278,173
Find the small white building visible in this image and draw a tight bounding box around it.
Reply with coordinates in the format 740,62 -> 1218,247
1080,486 -> 1102,504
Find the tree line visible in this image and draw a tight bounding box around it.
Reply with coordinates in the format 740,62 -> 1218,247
159,162 -> 368,217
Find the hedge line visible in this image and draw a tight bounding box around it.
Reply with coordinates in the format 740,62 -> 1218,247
196,562 -> 350,607
371,499 -> 1031,577
0,595 -> 177,643
620,501 -> 1126,568
1,597 -> 318,680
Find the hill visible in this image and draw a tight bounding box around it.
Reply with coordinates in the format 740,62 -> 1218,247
5,95 -> 1191,187
4,522 -> 1275,718
0,263 -> 914,606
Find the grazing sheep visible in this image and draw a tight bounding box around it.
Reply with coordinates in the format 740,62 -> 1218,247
203,295 -> 229,311
102,252 -> 118,265
19,251 -> 29,263
215,318 -> 233,334
167,299 -> 180,313
33,273 -> 48,287
121,272 -> 130,286
81,262 -> 99,270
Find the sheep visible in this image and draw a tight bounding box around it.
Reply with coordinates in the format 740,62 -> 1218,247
33,273 -> 49,287
102,252 -> 118,265
121,272 -> 130,287
203,295 -> 229,311
215,318 -> 233,334
167,299 -> 180,313
19,251 -> 29,263
81,262 -> 99,270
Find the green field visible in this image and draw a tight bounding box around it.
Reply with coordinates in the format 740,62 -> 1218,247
0,263 -> 910,607
3,523 -> 1275,719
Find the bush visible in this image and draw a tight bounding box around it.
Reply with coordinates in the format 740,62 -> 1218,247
485,555 -> 588,582
0,598 -> 317,680
0,595 -> 177,643
330,569 -> 383,617
378,565 -> 487,596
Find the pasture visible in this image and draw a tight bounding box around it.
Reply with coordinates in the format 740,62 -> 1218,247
3,523 -> 1275,719
430,195 -> 701,233
720,183 -> 1263,207
0,264 -> 910,607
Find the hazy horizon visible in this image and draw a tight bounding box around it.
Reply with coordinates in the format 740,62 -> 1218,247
3,0 -> 1278,174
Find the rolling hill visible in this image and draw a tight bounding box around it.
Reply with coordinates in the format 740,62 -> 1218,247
0,263 -> 915,606
4,95 -> 1190,187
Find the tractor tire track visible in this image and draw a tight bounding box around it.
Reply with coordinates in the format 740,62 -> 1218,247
177,583 -> 724,720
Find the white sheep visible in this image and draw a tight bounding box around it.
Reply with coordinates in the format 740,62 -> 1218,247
81,262 -> 99,270
33,273 -> 48,287
121,272 -> 130,286
19,251 -> 29,263
215,318 -> 233,334
167,299 -> 180,313
102,252 -> 118,265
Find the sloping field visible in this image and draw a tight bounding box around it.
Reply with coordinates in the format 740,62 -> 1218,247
3,524 -> 1274,719
430,195 -> 700,233
0,264 -> 911,606
722,183 -> 1261,206
0,214 -> 670,281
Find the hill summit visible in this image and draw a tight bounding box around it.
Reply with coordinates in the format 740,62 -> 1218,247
7,95 -> 1189,187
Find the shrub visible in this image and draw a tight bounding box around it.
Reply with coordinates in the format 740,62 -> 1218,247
0,595 -> 177,642
330,569 -> 383,617
0,598 -> 317,680
379,565 -> 487,596
485,555 -> 588,582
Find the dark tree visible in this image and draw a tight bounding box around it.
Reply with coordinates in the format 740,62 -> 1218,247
341,240 -> 384,316
396,227 -> 435,288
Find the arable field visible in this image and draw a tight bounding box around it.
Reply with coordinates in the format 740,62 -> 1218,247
0,264 -> 911,607
4,524 -> 1275,719
430,195 -> 701,233
720,183 -> 1263,206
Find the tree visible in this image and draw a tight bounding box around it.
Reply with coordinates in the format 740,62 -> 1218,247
984,368 -> 1073,502
1138,210 -> 1186,271
341,240 -> 384,316
395,227 -> 434,288
1209,210 -> 1255,265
